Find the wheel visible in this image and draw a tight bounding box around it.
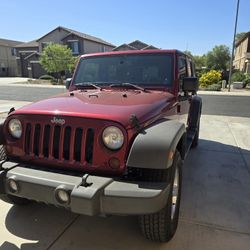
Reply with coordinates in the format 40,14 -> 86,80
139,150 -> 182,242
191,122 -> 200,148
188,96 -> 202,149
0,146 -> 31,205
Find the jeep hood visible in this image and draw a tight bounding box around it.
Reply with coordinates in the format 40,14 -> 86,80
14,89 -> 176,128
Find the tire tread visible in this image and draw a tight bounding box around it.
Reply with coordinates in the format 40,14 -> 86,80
139,151 -> 182,242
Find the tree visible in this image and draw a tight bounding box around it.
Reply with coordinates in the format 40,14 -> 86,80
206,45 -> 230,71
183,50 -> 193,57
40,43 -> 75,82
193,55 -> 207,69
235,32 -> 246,43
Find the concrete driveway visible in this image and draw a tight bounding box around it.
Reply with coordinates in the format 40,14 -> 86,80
0,115 -> 250,249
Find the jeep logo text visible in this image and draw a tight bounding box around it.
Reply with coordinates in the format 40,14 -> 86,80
51,117 -> 65,125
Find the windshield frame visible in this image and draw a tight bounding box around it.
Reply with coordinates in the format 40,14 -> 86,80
71,53 -> 175,90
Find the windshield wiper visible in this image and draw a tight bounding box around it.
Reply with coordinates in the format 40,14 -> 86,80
74,82 -> 102,90
110,83 -> 147,92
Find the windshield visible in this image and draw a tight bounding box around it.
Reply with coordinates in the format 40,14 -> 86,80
74,53 -> 174,87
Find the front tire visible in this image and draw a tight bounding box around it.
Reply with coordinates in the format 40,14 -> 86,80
139,151 -> 182,242
191,123 -> 200,148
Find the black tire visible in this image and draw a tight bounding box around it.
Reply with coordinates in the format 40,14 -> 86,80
139,151 -> 182,242
191,122 -> 200,148
188,96 -> 202,149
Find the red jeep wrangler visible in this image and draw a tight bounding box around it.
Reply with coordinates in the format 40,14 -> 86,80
0,50 -> 201,242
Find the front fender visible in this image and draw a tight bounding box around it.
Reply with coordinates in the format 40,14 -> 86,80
126,120 -> 186,169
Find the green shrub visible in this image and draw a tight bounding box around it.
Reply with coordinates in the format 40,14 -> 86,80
39,74 -> 55,80
243,73 -> 250,85
199,70 -> 221,88
205,83 -> 221,91
231,71 -> 245,82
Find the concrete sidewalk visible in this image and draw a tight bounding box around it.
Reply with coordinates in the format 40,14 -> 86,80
0,77 -> 64,89
0,77 -> 30,85
198,89 -> 250,96
0,100 -> 31,115
0,114 -> 249,250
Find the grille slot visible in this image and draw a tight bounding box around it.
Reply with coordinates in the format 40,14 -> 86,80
74,128 -> 83,162
25,123 -> 31,154
43,125 -> 50,158
85,128 -> 94,163
33,124 -> 41,156
53,125 -> 61,159
63,126 -> 71,160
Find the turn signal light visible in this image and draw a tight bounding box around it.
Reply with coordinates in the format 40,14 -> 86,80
109,157 -> 121,169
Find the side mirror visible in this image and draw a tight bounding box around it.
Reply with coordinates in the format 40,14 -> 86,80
65,78 -> 72,90
182,77 -> 198,94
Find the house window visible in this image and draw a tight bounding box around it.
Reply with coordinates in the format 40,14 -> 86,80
11,48 -> 17,56
67,40 -> 79,54
41,42 -> 50,50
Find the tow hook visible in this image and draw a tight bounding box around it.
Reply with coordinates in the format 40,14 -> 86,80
79,174 -> 93,187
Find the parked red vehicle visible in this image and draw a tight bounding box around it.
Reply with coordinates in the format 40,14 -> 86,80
0,50 -> 201,242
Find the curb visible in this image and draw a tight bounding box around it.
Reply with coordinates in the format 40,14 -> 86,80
198,90 -> 250,96
3,83 -> 65,89
0,100 -> 31,115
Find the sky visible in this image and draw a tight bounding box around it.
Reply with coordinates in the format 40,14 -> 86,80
1,0 -> 250,55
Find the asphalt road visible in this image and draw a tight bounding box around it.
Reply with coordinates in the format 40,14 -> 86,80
0,85 -> 66,102
0,85 -> 249,117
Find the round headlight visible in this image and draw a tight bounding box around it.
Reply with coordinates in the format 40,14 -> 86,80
8,119 -> 22,138
102,126 -> 124,150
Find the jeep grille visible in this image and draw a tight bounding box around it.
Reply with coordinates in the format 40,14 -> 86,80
24,122 -> 94,164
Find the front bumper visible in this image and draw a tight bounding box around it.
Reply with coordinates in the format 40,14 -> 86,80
0,161 -> 170,216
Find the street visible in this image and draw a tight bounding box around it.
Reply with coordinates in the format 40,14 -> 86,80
0,85 -> 65,102
0,85 -> 250,117
0,83 -> 250,250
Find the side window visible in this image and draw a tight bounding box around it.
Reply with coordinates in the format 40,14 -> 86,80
187,59 -> 192,77
187,58 -> 196,77
178,57 -> 187,91
178,57 -> 187,79
191,61 -> 196,77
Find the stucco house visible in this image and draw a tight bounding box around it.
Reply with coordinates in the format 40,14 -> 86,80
233,32 -> 250,73
0,38 -> 23,76
15,40 -> 40,78
113,40 -> 158,51
15,26 -> 115,78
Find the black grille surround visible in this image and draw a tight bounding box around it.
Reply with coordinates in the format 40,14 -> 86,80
24,123 -> 94,164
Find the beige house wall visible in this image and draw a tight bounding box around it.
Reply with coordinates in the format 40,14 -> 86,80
0,45 -> 18,76
38,29 -> 69,52
233,36 -> 250,72
83,40 -> 113,54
